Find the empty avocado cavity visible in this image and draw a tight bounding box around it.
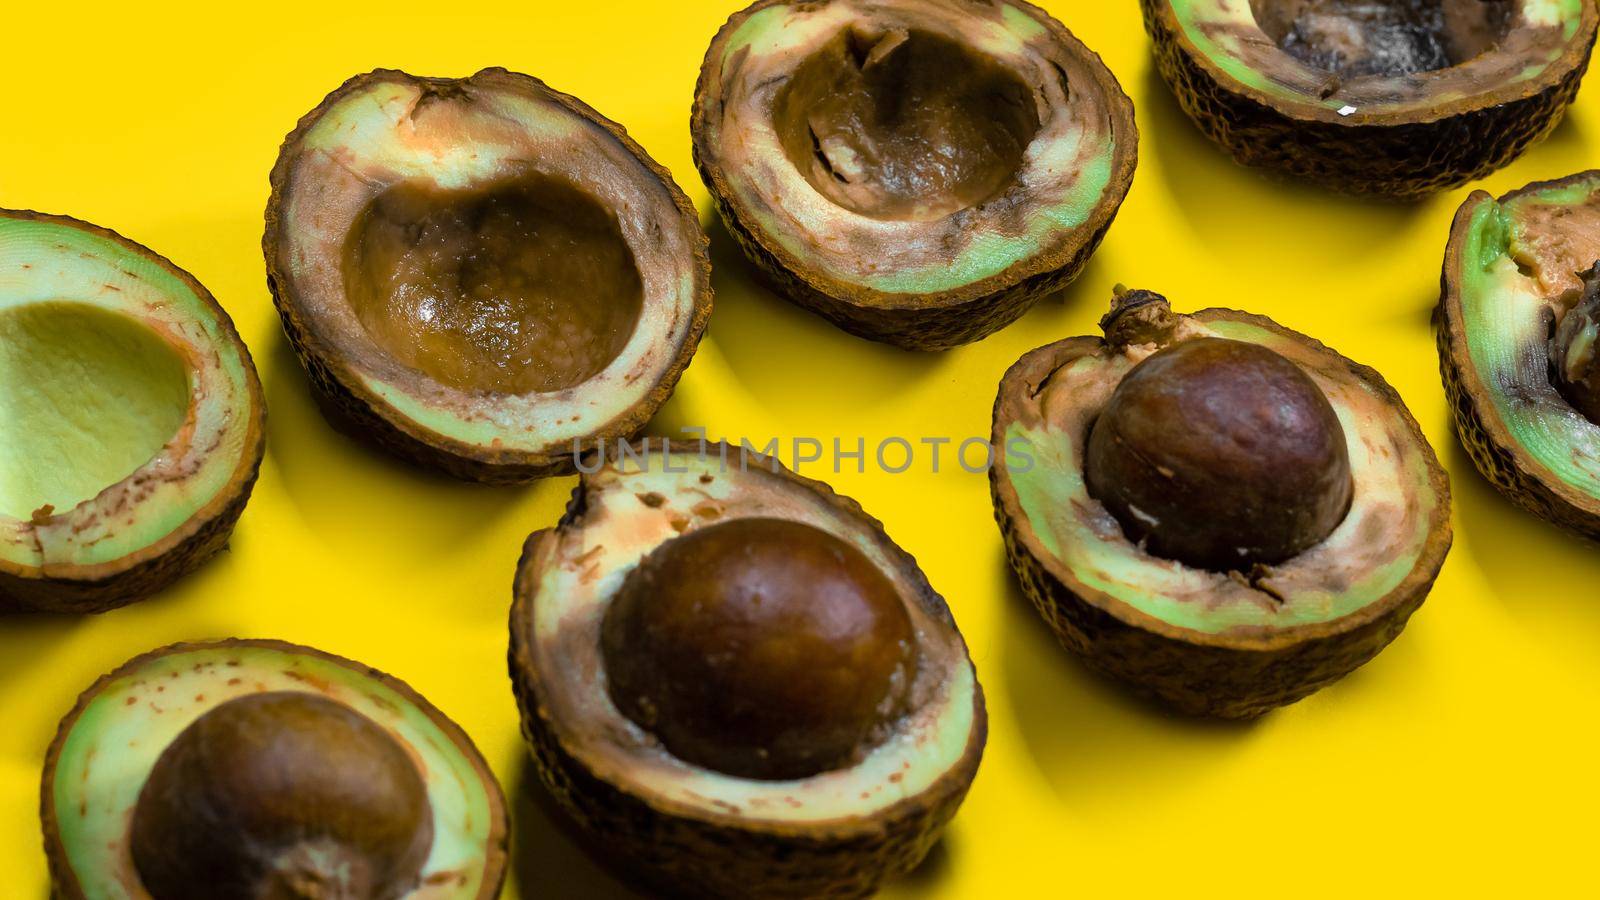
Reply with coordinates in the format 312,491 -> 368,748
1252,0 -> 1513,78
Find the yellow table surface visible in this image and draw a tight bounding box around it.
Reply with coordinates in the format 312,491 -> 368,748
5,2 -> 1598,897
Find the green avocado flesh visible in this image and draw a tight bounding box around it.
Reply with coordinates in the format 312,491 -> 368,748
1170,0 -> 1585,113
49,644 -> 499,899
1455,174 -> 1600,496
711,0 -> 1120,295
0,303 -> 188,520
1006,318 -> 1442,634
0,215 -> 255,570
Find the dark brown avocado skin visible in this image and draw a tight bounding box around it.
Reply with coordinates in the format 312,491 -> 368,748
1140,0 -> 1597,199
265,69 -> 713,484
508,441 -> 986,899
40,639 -> 511,900
692,0 -> 1138,351
0,210 -> 266,616
1436,173 -> 1600,540
991,311 -> 1453,718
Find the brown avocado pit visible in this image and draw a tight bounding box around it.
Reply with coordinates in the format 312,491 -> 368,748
1252,0 -> 1513,78
774,25 -> 1042,222
1550,262 -> 1600,425
344,173 -> 644,395
130,692 -> 433,899
1085,334 -> 1354,572
601,516 -> 916,781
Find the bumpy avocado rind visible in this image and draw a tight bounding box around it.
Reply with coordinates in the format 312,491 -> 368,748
266,68 -> 712,484
0,211 -> 265,614
1438,170 -> 1600,538
693,0 -> 1138,350
1142,0 -> 1598,198
42,639 -> 509,899
509,440 -> 985,899
991,293 -> 1452,718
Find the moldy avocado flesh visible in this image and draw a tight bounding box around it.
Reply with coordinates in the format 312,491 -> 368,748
1142,0 -> 1598,198
0,211 -> 265,614
510,440 -> 985,899
1438,170 -> 1600,538
992,291 -> 1451,718
266,68 -> 712,483
693,0 -> 1138,350
42,640 -> 508,899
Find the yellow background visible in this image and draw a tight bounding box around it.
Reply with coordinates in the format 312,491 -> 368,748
4,2 -> 1598,896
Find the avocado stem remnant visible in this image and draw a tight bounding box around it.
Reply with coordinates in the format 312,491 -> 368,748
1101,285 -> 1179,350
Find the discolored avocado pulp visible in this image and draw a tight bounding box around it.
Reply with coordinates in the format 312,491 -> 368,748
1438,170 -> 1600,538
992,290 -> 1451,717
42,640 -> 508,899
266,68 -> 711,483
693,0 -> 1138,349
510,441 -> 985,899
0,211 -> 265,614
1142,0 -> 1598,197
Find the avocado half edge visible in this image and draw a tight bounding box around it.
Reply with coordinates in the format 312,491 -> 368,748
992,292 -> 1453,717
1,211 -> 265,614
1142,0 -> 1598,198
693,0 -> 1138,350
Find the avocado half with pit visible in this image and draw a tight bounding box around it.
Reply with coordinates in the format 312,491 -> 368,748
0,211 -> 265,614
692,0 -> 1138,350
1141,0 -> 1598,198
42,639 -> 508,898
510,440 -> 985,898
1437,170 -> 1600,538
991,289 -> 1452,718
265,68 -> 712,483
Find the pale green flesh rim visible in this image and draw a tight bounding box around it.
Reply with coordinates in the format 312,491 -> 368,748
1005,320 -> 1437,634
1171,0 -> 1583,111
1458,177 -> 1600,495
0,217 -> 250,568
51,645 -> 497,899
719,4 -> 1118,295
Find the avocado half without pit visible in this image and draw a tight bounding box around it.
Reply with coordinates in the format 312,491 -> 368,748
1438,170 -> 1600,538
510,440 -> 985,898
1142,0 -> 1598,198
42,639 -> 508,899
265,68 -> 712,482
693,0 -> 1138,350
991,289 -> 1452,717
0,211 -> 265,614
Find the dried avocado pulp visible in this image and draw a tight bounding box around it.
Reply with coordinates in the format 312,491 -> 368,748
42,640 -> 508,899
0,211 -> 264,614
693,0 -> 1138,350
991,290 -> 1452,718
1438,170 -> 1600,538
510,441 -> 985,899
265,68 -> 712,483
1142,0 -> 1598,198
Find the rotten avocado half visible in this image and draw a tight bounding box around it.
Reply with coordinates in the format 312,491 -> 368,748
265,68 -> 712,483
510,440 -> 985,899
42,639 -> 508,899
693,0 -> 1138,350
1142,0 -> 1598,198
991,289 -> 1452,718
0,211 -> 265,614
1438,170 -> 1600,538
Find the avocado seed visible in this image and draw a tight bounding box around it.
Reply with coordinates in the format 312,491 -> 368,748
1550,261 -> 1600,425
1085,337 -> 1353,571
601,517 -> 917,780
130,692 -> 433,900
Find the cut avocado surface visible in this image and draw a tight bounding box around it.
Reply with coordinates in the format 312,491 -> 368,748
1439,170 -> 1600,538
42,640 -> 508,899
1142,0 -> 1598,197
992,291 -> 1451,717
266,68 -> 712,483
0,211 -> 265,613
693,0 -> 1138,349
510,440 -> 985,899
